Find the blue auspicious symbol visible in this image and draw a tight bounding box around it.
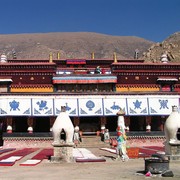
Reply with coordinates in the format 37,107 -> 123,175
36,100 -> 48,111
9,100 -> 20,111
86,100 -> 95,111
133,100 -> 142,109
111,102 -> 120,110
65,103 -> 71,111
159,99 -> 169,109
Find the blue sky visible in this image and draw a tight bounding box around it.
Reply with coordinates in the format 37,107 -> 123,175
0,0 -> 179,42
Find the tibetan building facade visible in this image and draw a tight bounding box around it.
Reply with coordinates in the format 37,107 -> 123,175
0,52 -> 180,135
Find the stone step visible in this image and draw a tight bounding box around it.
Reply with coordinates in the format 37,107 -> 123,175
76,136 -> 111,148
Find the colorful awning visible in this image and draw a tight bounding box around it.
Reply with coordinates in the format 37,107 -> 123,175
52,75 -> 117,84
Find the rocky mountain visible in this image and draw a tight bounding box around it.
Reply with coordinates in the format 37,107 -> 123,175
143,32 -> 180,62
0,32 -> 153,60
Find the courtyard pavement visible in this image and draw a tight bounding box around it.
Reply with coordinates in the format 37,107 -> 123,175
0,147 -> 180,180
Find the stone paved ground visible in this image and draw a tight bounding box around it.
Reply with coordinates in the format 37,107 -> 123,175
0,147 -> 180,180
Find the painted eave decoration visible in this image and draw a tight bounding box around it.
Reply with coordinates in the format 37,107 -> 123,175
52,75 -> 117,84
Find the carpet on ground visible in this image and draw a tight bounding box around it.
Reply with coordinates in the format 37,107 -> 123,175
20,159 -> 42,166
31,148 -> 53,160
0,148 -> 16,155
0,161 -> 15,166
20,148 -> 106,165
139,146 -> 165,157
0,148 -> 39,166
73,148 -> 84,158
75,148 -> 106,162
100,146 -> 165,158
20,148 -> 53,166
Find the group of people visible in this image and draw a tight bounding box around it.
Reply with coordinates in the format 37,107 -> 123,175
72,115 -> 129,162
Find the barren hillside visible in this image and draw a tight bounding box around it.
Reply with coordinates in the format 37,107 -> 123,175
0,32 -> 153,59
143,32 -> 180,62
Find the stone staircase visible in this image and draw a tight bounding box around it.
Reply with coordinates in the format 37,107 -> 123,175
3,135 -> 111,149
77,135 -> 111,148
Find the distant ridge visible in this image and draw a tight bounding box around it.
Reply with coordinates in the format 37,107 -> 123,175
0,32 -> 153,59
143,32 -> 180,62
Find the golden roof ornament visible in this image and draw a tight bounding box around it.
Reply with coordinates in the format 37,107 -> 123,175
113,52 -> 117,63
49,52 -> 53,63
57,52 -> 60,60
91,52 -> 95,60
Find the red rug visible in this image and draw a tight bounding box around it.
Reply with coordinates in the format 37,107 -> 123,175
0,148 -> 39,166
0,161 -> 15,166
139,146 -> 165,158
20,148 -> 53,166
0,148 -> 16,155
31,148 -> 53,160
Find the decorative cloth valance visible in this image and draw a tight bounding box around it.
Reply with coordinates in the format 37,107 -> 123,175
52,75 -> 117,84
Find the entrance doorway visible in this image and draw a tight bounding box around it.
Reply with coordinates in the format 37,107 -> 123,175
14,116 -> 28,132
129,116 -> 146,131
106,116 -> 117,132
34,117 -> 50,132
79,117 -> 100,133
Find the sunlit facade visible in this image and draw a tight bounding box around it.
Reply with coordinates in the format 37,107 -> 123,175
0,53 -> 180,135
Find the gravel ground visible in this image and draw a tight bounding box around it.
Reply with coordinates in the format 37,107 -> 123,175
0,147 -> 180,180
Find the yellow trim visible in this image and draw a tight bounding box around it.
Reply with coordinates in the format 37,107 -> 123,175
116,87 -> 159,92
129,87 -> 159,91
116,87 -> 129,92
11,87 -> 53,93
